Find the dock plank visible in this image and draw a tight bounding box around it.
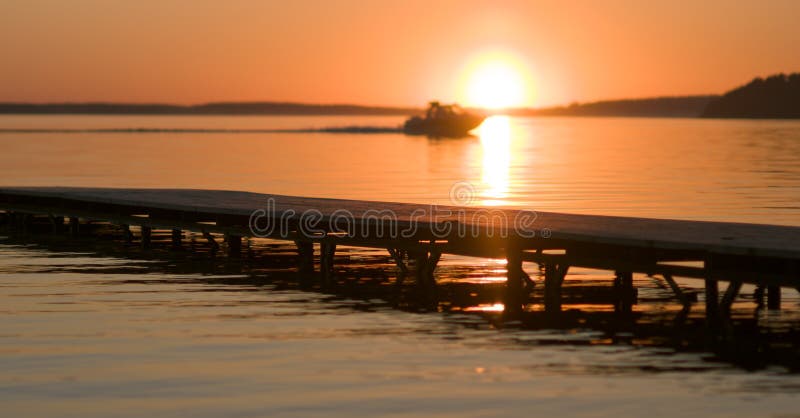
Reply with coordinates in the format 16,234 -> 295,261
1,186 -> 799,261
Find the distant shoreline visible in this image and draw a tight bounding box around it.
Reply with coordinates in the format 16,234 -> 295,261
2,71 -> 797,120
0,102 -> 421,116
496,96 -> 718,118
0,97 -> 717,118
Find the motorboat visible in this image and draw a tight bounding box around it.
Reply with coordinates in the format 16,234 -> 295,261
403,101 -> 485,137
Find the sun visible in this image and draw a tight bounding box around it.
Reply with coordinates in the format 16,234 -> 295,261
462,51 -> 531,109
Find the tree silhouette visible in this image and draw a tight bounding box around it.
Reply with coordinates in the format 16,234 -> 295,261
702,73 -> 800,118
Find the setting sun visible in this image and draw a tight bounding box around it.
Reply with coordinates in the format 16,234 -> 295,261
467,63 -> 527,109
461,50 -> 532,109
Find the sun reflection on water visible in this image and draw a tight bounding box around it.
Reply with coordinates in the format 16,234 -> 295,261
478,115 -> 512,206
463,303 -> 505,313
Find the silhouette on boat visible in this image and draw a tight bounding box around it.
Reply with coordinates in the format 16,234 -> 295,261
403,101 -> 485,137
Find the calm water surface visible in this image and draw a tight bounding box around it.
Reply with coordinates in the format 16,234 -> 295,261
1,115 -> 799,417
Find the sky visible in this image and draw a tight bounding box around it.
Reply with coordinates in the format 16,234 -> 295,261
1,0 -> 799,108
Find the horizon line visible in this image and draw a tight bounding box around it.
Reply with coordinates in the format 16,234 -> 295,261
0,94 -> 721,113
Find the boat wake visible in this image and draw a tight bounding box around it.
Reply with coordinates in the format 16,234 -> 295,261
0,126 -> 404,134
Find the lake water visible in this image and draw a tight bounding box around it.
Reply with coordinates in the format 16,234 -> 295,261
1,115 -> 799,417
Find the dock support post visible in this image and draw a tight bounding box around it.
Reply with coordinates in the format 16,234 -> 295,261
69,217 -> 79,236
767,285 -> 781,310
614,271 -> 634,314
295,241 -> 315,277
705,279 -> 719,320
545,263 -> 569,314
719,280 -> 742,315
48,214 -> 64,234
202,231 -> 219,253
21,213 -> 31,234
4,212 -> 14,229
387,248 -> 409,284
140,225 -> 152,249
505,248 -> 524,314
171,229 -> 183,249
412,250 -> 440,287
521,269 -> 535,291
226,234 -> 241,258
426,251 -> 441,285
408,248 -> 439,306
412,250 -> 428,285
120,224 -> 134,243
320,241 -> 336,287
662,273 -> 691,311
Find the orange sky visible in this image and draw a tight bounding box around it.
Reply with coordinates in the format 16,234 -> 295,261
1,0 -> 799,107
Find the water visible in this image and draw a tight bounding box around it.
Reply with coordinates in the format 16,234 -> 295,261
2,114 -> 800,223
1,115 -> 800,417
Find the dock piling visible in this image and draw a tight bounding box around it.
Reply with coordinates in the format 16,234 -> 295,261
226,234 -> 241,258
505,248 -> 524,314
388,248 -> 409,284
662,273 -> 692,311
320,241 -> 336,286
767,285 -> 781,310
411,249 -> 440,288
121,224 -> 134,243
544,263 -> 569,313
3,211 -> 13,229
295,241 -> 315,277
48,214 -> 64,234
412,250 -> 428,286
719,280 -> 742,315
427,251 -> 441,281
705,279 -> 719,319
614,271 -> 635,314
68,217 -> 79,236
140,226 -> 152,249
202,231 -> 219,253
171,229 -> 182,249
21,213 -> 32,234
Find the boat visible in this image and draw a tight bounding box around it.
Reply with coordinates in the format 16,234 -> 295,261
403,101 -> 485,137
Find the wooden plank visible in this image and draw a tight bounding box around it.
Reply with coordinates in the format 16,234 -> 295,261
1,187 -> 800,275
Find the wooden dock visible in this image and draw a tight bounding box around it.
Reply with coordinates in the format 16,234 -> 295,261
1,186 -> 799,316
